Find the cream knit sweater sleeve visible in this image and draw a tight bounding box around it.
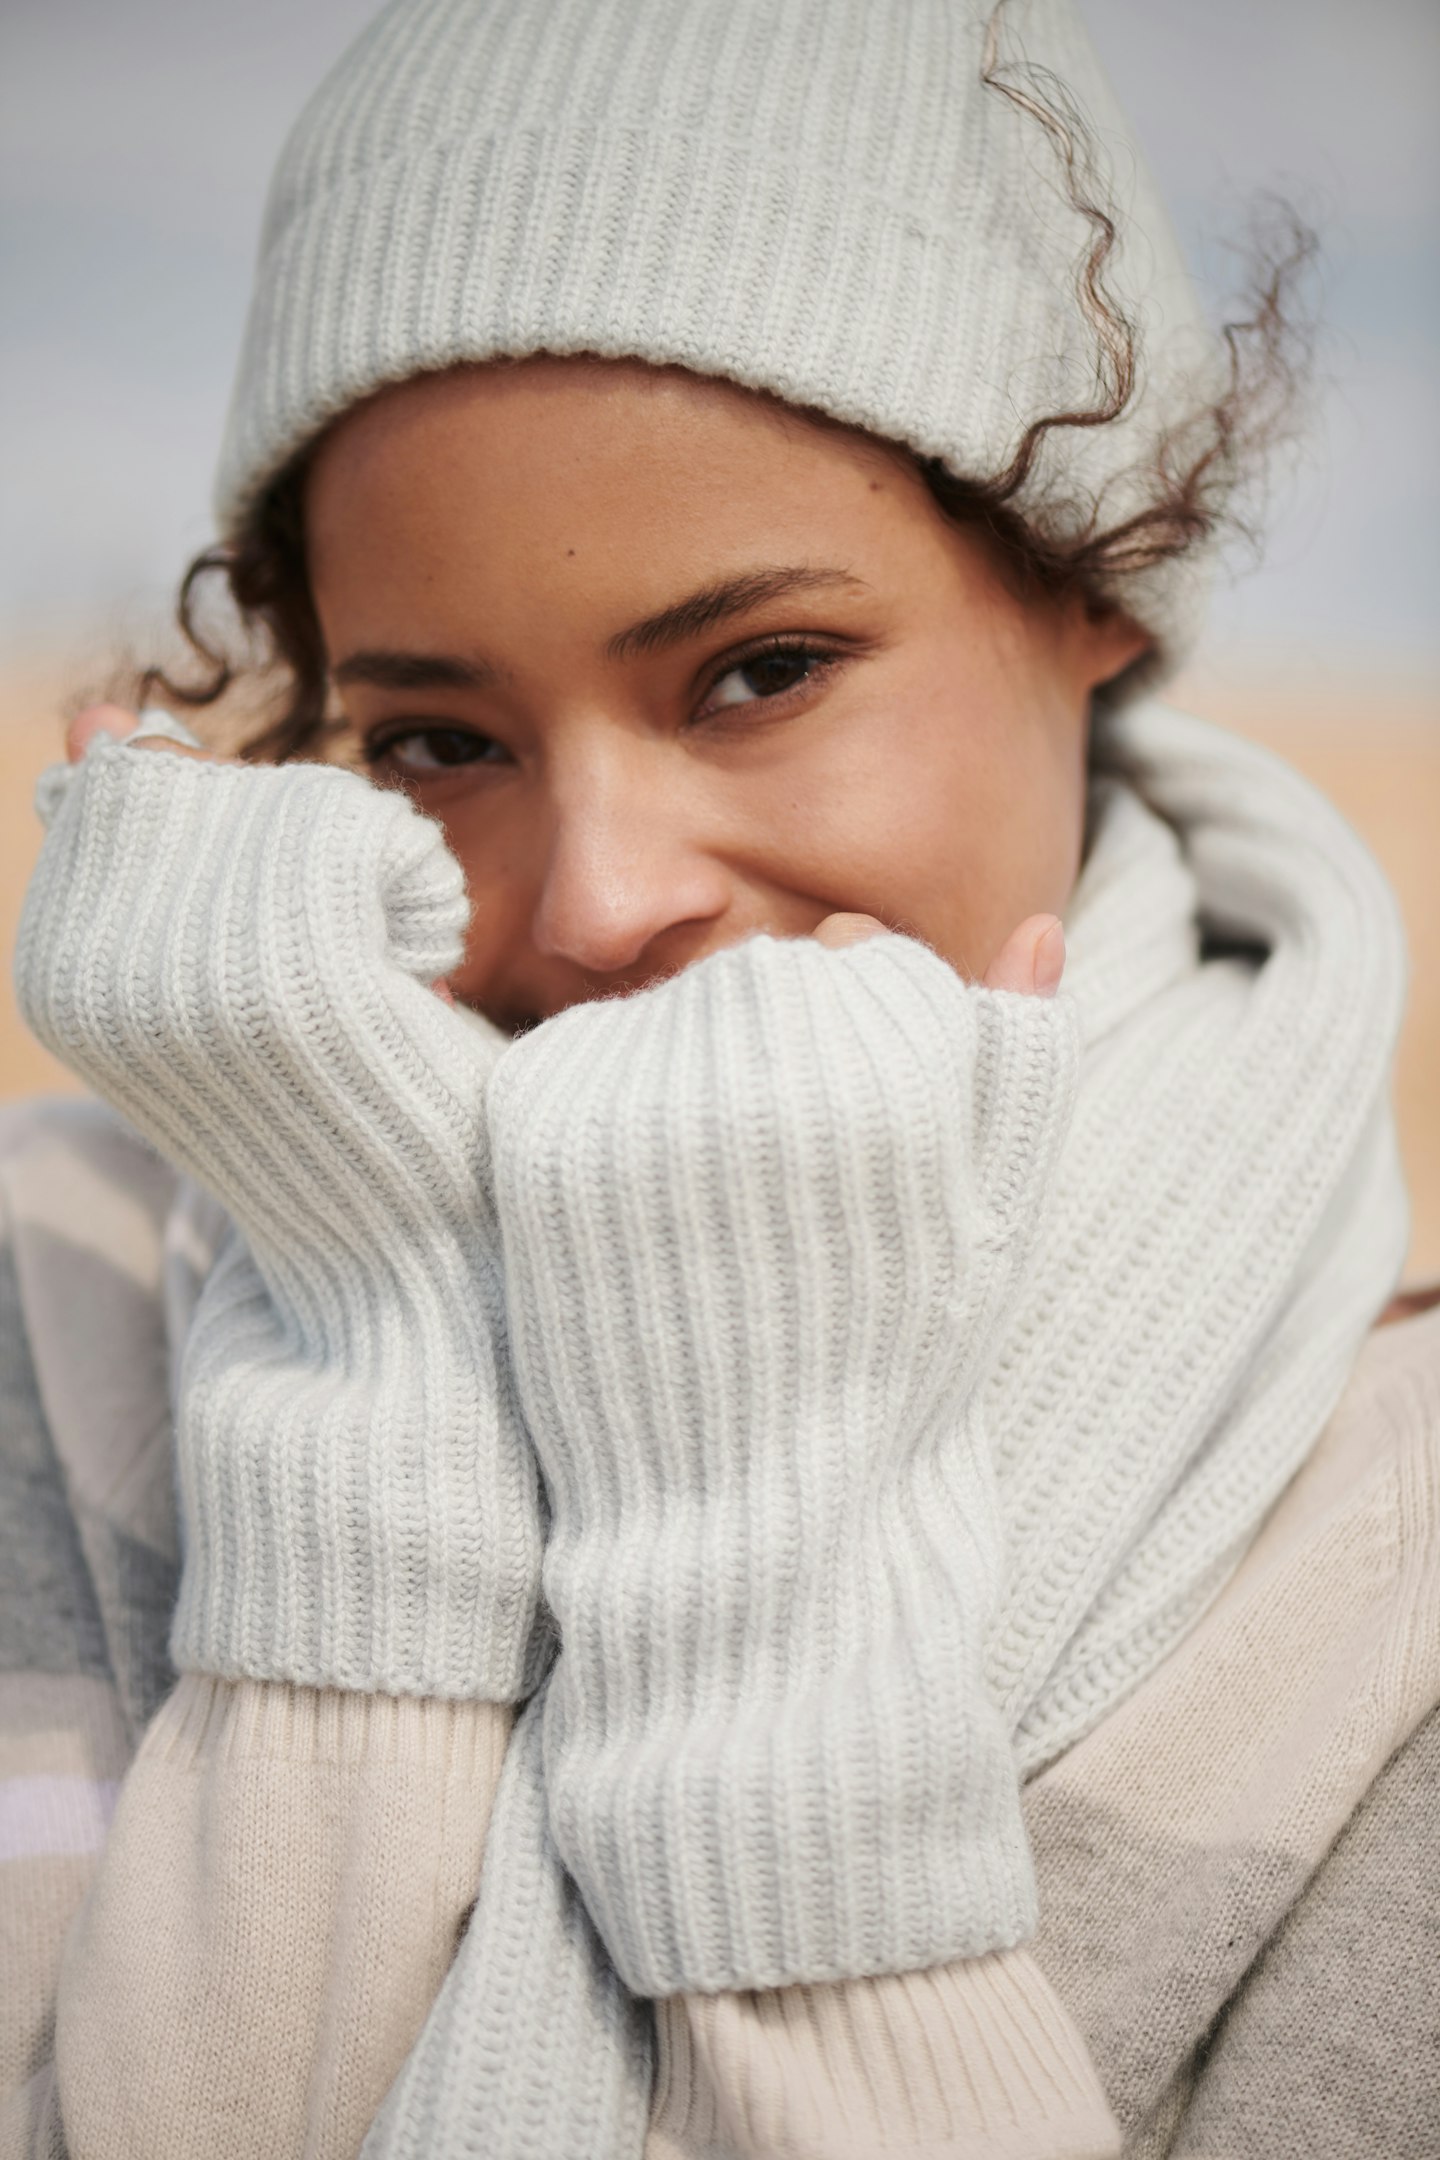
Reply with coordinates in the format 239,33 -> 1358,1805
649,1955 -> 1121,2158
51,1678 -> 512,2160
45,1678 -> 1117,2160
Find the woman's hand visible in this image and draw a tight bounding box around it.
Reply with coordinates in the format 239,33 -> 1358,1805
65,703 -> 463,1001
815,907 -> 1067,996
19,698 -> 546,1701
485,922 -> 1080,1998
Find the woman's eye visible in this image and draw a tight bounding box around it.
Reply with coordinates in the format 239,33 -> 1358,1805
702,646 -> 829,713
365,727 -> 506,774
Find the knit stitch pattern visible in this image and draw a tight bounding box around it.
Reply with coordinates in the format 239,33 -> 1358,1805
475,699 -> 1402,2002
213,0 -> 1219,670
16,741 -> 546,1700
362,1682 -> 655,2160
10,701 -> 1413,2154
349,703 -> 1410,2143
487,932 -> 1078,1995
993,706 -> 1412,1773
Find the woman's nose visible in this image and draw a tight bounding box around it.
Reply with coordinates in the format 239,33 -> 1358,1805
529,747 -> 732,976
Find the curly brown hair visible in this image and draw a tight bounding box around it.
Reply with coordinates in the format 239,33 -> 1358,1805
135,26 -> 1318,764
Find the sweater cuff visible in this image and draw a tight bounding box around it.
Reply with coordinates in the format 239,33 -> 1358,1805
651,1946 -> 1121,2160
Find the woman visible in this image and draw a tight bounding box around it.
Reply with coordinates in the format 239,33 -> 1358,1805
3,0 -> 1436,2154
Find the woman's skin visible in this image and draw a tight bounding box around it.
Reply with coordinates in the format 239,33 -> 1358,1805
69,356 -> 1148,1012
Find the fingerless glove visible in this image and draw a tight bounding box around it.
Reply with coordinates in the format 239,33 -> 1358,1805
486,929 -> 1078,1993
17,741 -> 546,1698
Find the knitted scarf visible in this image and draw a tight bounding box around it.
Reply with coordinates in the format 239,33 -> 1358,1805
358,698 -> 1411,2154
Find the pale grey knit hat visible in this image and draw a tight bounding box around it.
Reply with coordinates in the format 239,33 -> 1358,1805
215,0 -> 1221,668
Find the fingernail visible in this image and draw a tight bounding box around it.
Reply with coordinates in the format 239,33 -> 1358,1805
130,708 -> 204,749
813,912 -> 888,950
1034,918 -> 1066,997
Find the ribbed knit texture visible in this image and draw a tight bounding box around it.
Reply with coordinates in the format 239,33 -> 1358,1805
995,702 -> 1411,1775
214,0 -> 1219,671
361,1682 -> 655,2160
487,934 -> 1076,1997
649,1948 -> 1123,2157
10,701 -> 1412,2156
15,743 -> 546,1701
466,700 -> 1406,2006
10,1078 -> 1435,2159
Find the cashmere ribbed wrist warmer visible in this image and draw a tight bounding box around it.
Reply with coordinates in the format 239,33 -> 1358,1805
487,930 -> 1078,1995
17,741 -> 545,1697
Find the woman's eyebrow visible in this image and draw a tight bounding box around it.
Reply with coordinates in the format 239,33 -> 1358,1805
331,650 -> 507,692
606,566 -> 867,659
329,567 -> 866,691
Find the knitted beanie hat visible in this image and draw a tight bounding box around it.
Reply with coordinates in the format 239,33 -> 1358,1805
215,0 -> 1221,671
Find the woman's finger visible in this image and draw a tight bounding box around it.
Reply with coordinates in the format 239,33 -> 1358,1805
66,705 -> 138,762
813,912 -> 888,950
982,913 -> 1066,998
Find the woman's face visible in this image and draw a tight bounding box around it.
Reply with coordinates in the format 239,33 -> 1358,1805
306,357 -> 1146,1034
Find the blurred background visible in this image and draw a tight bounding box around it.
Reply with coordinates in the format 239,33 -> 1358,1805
2,0 -> 1437,1274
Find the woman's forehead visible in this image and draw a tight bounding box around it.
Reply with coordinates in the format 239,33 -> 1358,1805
302,357 -> 947,622
307,355 -> 902,497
